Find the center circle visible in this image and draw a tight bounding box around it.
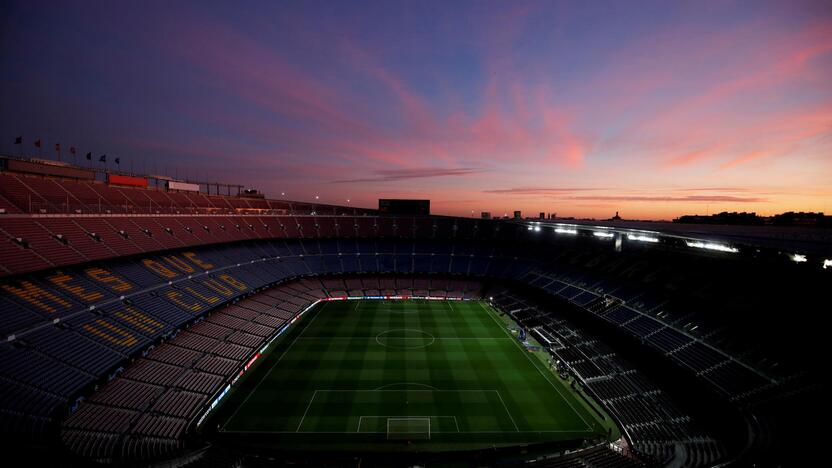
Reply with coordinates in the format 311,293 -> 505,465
375,329 -> 435,349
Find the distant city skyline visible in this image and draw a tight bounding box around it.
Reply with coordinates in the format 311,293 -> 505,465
1,0 -> 830,220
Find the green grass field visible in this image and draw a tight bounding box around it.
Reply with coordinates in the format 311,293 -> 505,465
212,299 -> 617,451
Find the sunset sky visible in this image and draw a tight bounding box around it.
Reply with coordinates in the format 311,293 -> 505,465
1,0 -> 831,219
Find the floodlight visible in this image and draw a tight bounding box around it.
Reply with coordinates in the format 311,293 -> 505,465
554,228 -> 577,234
686,241 -> 738,253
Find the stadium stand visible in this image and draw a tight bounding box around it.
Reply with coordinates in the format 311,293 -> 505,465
0,235 -> 774,462
59,275 -> 482,463
0,160 -> 826,466
490,289 -> 724,466
0,171 -> 375,217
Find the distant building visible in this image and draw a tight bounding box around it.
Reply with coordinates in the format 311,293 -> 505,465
771,212 -> 830,227
481,212 -> 491,220
378,199 -> 430,215
611,211 -> 621,221
672,211 -> 830,227
240,188 -> 265,199
539,212 -> 545,219
674,212 -> 763,226
513,210 -> 522,220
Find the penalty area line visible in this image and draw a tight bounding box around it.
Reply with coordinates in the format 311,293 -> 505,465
295,390 -> 319,432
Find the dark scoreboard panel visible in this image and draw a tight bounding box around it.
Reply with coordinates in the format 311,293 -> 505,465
378,199 -> 430,215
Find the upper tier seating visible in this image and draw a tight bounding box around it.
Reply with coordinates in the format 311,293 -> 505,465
0,172 -> 375,216
0,214 -> 513,276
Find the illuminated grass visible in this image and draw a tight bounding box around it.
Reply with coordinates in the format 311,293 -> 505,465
211,300 -> 616,451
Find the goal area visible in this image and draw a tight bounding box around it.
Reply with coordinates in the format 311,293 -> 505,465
386,417 -> 431,440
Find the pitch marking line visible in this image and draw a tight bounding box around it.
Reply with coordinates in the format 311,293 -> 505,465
296,336 -> 512,340
297,389 -> 516,434
304,389 -> 506,394
223,428 -> 592,434
305,389 -> 503,392
375,329 -> 435,349
296,390 -> 318,432
356,415 -> 459,433
496,390 -> 520,432
374,382 -> 439,390
222,301 -> 596,436
442,300 -> 456,317
478,301 -> 595,432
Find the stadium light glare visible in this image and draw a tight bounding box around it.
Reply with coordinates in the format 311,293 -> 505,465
685,241 -> 738,253
593,231 -> 614,238
790,253 -> 807,263
554,227 -> 578,235
628,234 -> 659,243
534,226 -> 542,232
823,259 -> 832,269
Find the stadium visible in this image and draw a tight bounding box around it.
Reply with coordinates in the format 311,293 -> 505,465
2,1 -> 831,466
0,155 -> 828,467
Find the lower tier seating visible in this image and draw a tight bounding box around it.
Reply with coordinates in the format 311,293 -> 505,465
59,276 -> 482,463
0,237 -> 812,466
491,289 -> 725,467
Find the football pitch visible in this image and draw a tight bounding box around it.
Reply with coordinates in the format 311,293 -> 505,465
212,299 -> 617,450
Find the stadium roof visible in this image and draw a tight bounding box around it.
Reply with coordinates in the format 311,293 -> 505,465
527,219 -> 832,259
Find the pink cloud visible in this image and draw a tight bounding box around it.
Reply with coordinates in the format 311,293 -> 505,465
720,151 -> 769,169
333,167 -> 483,183
336,37 -> 591,170
662,148 -> 718,168
123,6 -> 829,219
583,17 -> 832,172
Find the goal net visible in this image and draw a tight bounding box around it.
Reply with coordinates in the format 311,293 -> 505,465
386,417 -> 430,440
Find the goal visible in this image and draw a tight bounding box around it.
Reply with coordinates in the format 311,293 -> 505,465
386,417 -> 431,440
